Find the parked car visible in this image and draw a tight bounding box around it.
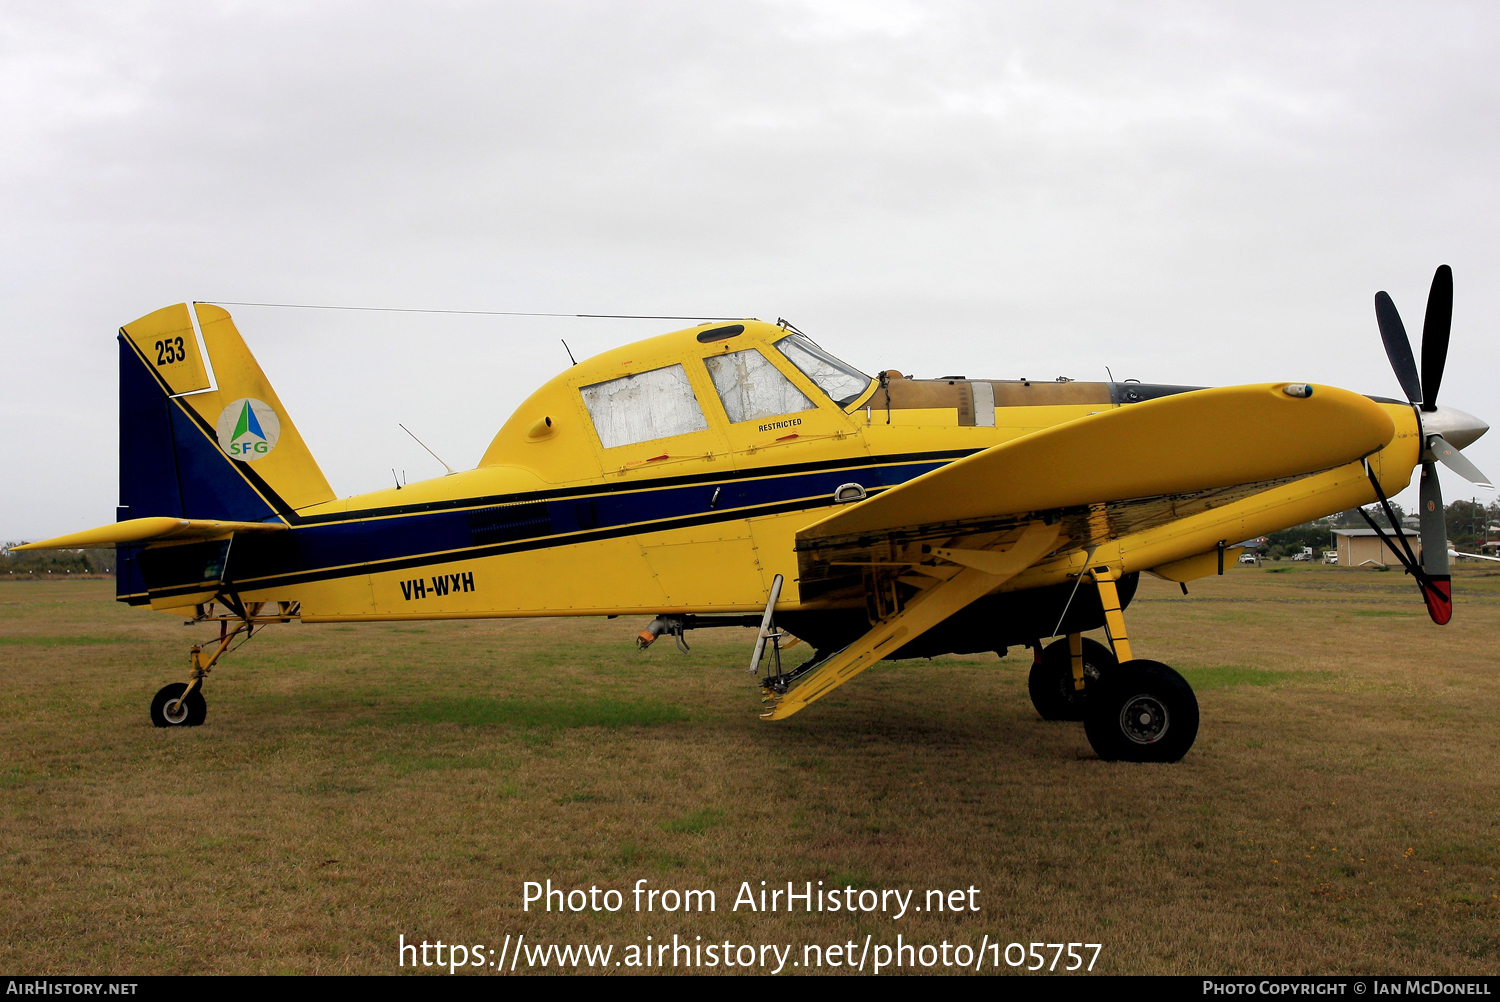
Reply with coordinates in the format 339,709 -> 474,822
1238,552 -> 1259,565
1322,550 -> 1338,564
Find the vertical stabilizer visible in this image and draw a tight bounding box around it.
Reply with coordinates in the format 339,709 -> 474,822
117,303 -> 335,524
116,303 -> 336,602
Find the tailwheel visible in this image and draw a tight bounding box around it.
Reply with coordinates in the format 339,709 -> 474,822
150,682 -> 207,728
1083,660 -> 1198,762
146,609 -> 263,729
1028,637 -> 1117,721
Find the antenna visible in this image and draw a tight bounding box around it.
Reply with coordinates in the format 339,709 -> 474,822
561,339 -> 577,366
399,423 -> 457,476
391,469 -> 401,491
1105,366 -> 1115,382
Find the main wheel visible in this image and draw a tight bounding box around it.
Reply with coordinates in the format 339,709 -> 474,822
1083,660 -> 1198,762
150,682 -> 207,728
1028,638 -> 1118,721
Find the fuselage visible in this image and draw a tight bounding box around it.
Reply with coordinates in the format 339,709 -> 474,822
117,319 -> 1420,624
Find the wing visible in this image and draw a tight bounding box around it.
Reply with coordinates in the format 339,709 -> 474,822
761,383 -> 1394,720
795,382 -> 1395,603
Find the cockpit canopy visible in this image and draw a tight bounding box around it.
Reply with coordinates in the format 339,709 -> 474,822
481,321 -> 874,475
574,330 -> 871,448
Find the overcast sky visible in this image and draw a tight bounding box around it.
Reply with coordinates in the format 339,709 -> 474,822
4,0 -> 1499,538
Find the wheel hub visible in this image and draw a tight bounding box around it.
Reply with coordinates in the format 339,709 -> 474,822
1118,693 -> 1169,745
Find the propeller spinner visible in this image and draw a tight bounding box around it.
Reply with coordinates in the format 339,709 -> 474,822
1374,265 -> 1492,623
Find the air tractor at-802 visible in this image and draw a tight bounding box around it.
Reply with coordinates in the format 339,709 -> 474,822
20,267 -> 1490,761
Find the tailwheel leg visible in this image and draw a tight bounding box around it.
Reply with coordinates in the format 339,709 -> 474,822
1080,566 -> 1199,762
149,618 -> 251,729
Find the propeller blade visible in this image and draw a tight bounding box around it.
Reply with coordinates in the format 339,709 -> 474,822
1418,462 -> 1452,624
1423,575 -> 1453,625
1376,291 -> 1423,405
1419,462 -> 1448,576
1420,265 -> 1453,411
1429,434 -> 1494,488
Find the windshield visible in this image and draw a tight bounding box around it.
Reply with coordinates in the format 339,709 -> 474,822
774,334 -> 872,407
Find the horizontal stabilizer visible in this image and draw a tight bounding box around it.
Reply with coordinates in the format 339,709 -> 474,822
14,517 -> 287,551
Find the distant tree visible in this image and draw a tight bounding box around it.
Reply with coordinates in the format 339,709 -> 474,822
1445,498 -> 1500,547
1332,503 -> 1404,529
0,545 -> 114,576
1266,518 -> 1334,555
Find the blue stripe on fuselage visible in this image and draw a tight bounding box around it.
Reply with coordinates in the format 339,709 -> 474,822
219,458 -> 951,591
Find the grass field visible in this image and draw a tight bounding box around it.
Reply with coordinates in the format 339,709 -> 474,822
2,566 -> 1498,975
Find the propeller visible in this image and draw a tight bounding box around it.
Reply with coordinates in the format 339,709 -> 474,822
1374,265 -> 1493,624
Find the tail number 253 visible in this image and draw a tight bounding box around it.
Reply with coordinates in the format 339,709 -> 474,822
155,337 -> 186,365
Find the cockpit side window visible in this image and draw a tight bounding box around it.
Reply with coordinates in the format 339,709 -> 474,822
580,363 -> 709,449
703,349 -> 816,424
774,334 -> 872,407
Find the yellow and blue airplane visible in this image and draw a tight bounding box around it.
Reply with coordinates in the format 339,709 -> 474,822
18,267 -> 1490,761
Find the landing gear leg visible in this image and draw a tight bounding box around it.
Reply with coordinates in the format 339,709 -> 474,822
1027,634 -> 1117,721
1068,632 -> 1085,693
1081,566 -> 1199,762
1091,567 -> 1133,663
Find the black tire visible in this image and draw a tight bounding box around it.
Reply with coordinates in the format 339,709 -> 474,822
150,683 -> 207,728
1027,638 -> 1118,721
1084,660 -> 1198,762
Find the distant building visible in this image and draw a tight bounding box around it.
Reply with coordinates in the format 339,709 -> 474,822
1330,527 -> 1425,568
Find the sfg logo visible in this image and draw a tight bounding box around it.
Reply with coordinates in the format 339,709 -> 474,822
215,398 -> 281,462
